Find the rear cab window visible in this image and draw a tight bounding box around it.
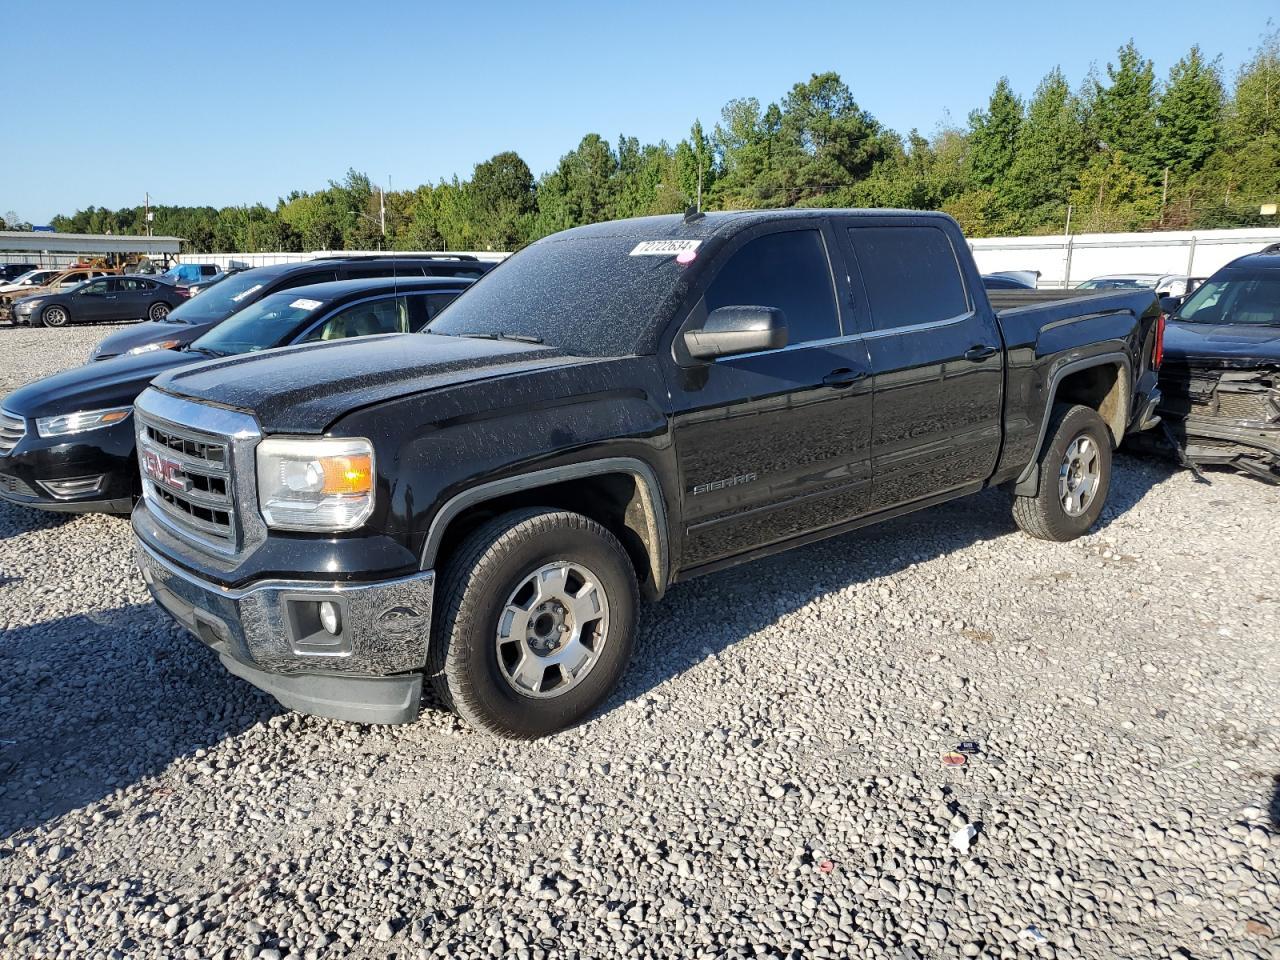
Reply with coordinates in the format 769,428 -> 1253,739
846,225 -> 970,330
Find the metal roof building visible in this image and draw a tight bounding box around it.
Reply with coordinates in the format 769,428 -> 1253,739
0,231 -> 182,256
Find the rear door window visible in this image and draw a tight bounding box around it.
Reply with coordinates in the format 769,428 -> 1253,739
705,229 -> 840,345
847,225 -> 970,331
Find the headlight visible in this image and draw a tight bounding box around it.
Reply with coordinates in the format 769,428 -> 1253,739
15,299 -> 39,311
127,339 -> 182,356
256,437 -> 375,531
36,405 -> 132,438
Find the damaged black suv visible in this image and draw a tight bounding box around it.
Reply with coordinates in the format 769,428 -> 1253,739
1158,249 -> 1280,481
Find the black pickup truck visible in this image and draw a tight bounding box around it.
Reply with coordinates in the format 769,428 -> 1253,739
129,210 -> 1163,737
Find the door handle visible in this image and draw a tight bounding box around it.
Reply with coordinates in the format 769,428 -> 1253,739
964,344 -> 998,361
822,368 -> 868,388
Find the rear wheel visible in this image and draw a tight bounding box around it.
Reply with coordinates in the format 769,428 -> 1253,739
429,507 -> 638,738
148,301 -> 171,321
38,305 -> 69,328
1013,403 -> 1113,542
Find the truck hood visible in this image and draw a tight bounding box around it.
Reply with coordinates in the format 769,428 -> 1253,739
2,349 -> 194,419
1164,321 -> 1280,368
150,332 -> 580,434
91,318 -> 214,361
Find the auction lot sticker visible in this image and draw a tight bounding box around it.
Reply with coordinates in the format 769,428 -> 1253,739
629,240 -> 701,256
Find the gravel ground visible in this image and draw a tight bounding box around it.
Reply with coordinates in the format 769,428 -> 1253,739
1,322 -> 1278,960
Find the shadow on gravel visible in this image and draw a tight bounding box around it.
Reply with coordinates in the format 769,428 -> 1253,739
0,603 -> 280,839
1270,776 -> 1280,829
607,454 -> 1174,722
0,500 -> 77,544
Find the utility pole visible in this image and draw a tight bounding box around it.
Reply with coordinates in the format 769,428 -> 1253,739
144,192 -> 151,237
379,186 -> 386,239
1160,168 -> 1169,227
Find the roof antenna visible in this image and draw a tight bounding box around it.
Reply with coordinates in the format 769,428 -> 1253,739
683,205 -> 705,224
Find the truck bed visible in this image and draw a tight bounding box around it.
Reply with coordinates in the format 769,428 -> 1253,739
985,288 -> 1134,311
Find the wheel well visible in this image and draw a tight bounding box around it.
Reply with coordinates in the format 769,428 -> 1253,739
430,472 -> 665,600
1053,362 -> 1128,444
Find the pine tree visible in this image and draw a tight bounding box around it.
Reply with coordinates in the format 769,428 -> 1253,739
1156,47 -> 1224,180
1006,68 -> 1088,230
967,78 -> 1023,191
1092,41 -> 1161,183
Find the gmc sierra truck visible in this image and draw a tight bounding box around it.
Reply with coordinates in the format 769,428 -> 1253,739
129,210 -> 1163,738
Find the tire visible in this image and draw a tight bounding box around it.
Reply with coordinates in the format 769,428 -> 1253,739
38,305 -> 70,328
429,507 -> 638,738
1013,403 -> 1113,542
149,301 -> 171,321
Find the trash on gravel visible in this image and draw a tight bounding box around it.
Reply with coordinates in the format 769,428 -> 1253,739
942,752 -> 967,767
817,859 -> 835,874
956,740 -> 981,754
1019,925 -> 1049,944
950,823 -> 977,853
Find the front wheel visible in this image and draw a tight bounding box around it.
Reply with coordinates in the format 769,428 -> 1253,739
429,508 -> 638,738
38,305 -> 70,328
1013,403 -> 1113,542
148,301 -> 171,321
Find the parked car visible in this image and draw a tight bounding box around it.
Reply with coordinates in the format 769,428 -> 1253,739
0,263 -> 37,282
1078,273 -> 1194,297
0,267 -> 116,322
10,275 -> 180,327
982,274 -> 1035,290
0,276 -> 471,514
185,267 -> 247,298
89,255 -> 494,360
0,268 -> 63,296
1153,249 -> 1280,481
128,209 -> 1163,736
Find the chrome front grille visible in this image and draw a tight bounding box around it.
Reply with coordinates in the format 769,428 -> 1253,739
138,417 -> 238,550
0,409 -> 25,455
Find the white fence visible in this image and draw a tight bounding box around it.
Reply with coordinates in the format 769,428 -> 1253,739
969,226 -> 1280,288
176,250 -> 510,270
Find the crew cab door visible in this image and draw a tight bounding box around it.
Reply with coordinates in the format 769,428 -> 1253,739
665,223 -> 874,570
841,219 -> 1003,511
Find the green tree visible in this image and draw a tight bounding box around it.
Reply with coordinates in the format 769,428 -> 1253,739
1071,149 -> 1160,231
1156,46 -> 1224,180
1092,41 -> 1161,183
967,77 -> 1023,191
533,134 -> 618,235
1005,68 -> 1088,231
466,151 -> 536,249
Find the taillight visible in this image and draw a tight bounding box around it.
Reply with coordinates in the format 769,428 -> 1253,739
1153,314 -> 1166,370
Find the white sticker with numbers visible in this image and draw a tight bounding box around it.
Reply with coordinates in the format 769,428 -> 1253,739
629,240 -> 701,257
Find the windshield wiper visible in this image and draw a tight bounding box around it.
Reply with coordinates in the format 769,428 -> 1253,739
186,345 -> 231,358
456,331 -> 545,345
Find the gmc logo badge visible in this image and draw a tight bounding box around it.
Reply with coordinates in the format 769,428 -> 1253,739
142,449 -> 190,493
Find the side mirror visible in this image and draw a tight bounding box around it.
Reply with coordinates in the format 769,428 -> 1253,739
684,305 -> 789,360
1159,295 -> 1183,315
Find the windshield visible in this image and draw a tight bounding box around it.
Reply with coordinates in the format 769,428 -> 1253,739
425,234 -> 704,356
164,269 -> 272,324
189,292 -> 328,356
1174,267 -> 1280,326
8,270 -> 43,285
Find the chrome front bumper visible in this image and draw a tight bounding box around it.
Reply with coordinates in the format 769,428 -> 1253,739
135,538 -> 435,724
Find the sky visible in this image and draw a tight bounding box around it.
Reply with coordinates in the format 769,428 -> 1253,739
4,0 -> 1277,224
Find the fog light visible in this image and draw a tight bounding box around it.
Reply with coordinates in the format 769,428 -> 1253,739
319,601 -> 341,635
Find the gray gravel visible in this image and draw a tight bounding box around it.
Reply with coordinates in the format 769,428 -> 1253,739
2,322 -> 1279,960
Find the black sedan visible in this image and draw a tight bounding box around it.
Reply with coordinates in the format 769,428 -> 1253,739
0,275 -> 471,514
12,275 -> 180,327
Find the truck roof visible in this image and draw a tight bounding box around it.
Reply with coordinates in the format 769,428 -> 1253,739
555,208 -> 953,242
